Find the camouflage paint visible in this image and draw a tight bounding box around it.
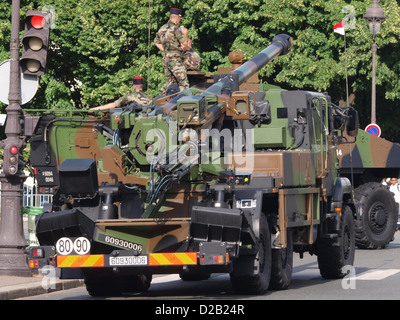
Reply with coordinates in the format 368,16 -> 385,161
94,218 -> 190,254
228,151 -> 316,187
278,188 -> 320,246
127,114 -> 173,166
255,88 -> 291,149
47,116 -> 109,166
338,129 -> 400,170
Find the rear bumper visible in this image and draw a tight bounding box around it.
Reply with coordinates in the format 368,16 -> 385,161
57,251 -> 229,268
57,241 -> 231,275
57,252 -> 197,268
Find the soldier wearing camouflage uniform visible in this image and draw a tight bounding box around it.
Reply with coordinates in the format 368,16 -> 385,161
154,8 -> 191,93
91,76 -> 152,111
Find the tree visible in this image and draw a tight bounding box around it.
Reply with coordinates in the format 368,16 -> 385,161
0,0 -> 399,141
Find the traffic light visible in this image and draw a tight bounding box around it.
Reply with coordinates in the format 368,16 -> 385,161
2,143 -> 21,176
21,11 -> 51,76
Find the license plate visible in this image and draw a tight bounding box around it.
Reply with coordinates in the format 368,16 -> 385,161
109,256 -> 148,266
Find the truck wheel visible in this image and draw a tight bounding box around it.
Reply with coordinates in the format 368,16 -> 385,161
317,205 -> 355,279
230,214 -> 272,294
355,182 -> 398,249
124,274 -> 152,293
269,229 -> 293,290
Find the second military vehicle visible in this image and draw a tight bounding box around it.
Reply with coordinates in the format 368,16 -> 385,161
337,129 -> 400,249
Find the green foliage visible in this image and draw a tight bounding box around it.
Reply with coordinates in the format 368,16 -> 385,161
0,0 -> 399,141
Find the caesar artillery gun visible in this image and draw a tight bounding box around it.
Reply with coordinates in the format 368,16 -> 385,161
27,34 -> 358,296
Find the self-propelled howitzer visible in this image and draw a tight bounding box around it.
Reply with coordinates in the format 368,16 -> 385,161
27,34 -> 357,296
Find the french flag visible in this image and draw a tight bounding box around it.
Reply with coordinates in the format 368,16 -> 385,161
333,21 -> 345,36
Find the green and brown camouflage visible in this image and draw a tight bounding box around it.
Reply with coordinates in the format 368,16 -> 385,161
155,20 -> 190,92
336,127 -> 400,249
337,129 -> 400,186
27,34 -> 358,295
154,20 -> 187,54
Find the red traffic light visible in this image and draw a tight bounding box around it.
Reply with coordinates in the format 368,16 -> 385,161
31,15 -> 46,29
10,146 -> 18,155
20,11 -> 51,76
2,143 -> 20,176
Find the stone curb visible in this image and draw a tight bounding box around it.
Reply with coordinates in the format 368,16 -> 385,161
0,279 -> 84,300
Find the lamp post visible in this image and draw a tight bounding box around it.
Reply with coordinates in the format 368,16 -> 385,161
0,0 -> 31,276
364,0 -> 386,124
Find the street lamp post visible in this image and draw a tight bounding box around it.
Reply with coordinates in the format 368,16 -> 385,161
364,0 -> 386,124
0,0 -> 31,276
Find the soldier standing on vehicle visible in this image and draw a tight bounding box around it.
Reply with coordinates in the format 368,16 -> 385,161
154,8 -> 191,93
91,76 -> 152,111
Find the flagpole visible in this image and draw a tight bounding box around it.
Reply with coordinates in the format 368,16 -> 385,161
334,21 -> 350,107
344,31 -> 349,106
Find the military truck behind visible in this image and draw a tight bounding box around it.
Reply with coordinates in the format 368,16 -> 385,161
337,130 -> 400,249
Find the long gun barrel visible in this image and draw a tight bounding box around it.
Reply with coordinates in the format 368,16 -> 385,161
207,34 -> 293,95
158,34 -> 292,115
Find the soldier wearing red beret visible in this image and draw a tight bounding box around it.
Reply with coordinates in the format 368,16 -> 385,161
91,76 -> 152,111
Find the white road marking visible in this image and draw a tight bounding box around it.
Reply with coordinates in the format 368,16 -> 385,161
292,268 -> 400,281
355,269 -> 400,281
152,274 -> 180,284
152,273 -> 227,285
149,268 -> 400,285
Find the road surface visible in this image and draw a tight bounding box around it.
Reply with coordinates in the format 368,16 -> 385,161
20,232 -> 400,301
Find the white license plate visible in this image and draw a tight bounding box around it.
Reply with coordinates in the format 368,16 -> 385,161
109,256 -> 148,266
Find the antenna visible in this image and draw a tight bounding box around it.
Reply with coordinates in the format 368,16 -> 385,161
147,0 -> 152,92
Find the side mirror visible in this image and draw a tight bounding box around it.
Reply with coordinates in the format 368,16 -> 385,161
346,108 -> 359,137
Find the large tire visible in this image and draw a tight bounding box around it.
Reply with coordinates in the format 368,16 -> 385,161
230,214 -> 272,294
317,205 -> 355,279
269,228 -> 293,290
354,182 -> 398,249
124,274 -> 152,293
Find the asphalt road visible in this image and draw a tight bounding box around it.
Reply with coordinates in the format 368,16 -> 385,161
20,231 -> 400,301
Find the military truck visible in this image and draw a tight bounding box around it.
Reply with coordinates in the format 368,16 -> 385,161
337,130 -> 400,249
26,34 -> 357,295
189,49 -> 400,251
